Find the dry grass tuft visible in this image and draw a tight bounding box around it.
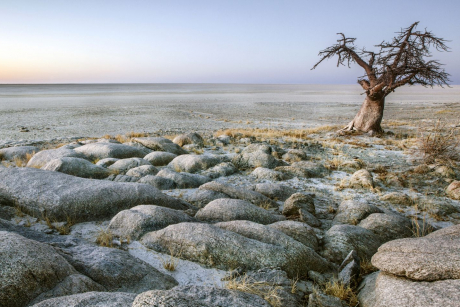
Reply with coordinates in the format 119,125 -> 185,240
226,274 -> 283,307
323,279 -> 359,307
410,214 -> 434,237
12,152 -> 35,167
96,228 -> 114,247
325,157 -> 345,171
360,258 -> 378,275
115,134 -> 128,143
160,247 -> 182,271
126,131 -> 148,138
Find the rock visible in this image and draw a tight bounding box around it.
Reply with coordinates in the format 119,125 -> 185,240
133,137 -> 188,155
0,168 -> 191,222
308,292 -> 348,307
446,180 -> 460,200
132,285 -> 271,307
322,224 -> 383,264
143,151 -> 177,166
371,224 -> 460,281
338,250 -> 360,287
379,192 -> 413,206
299,209 -> 322,227
108,158 -> 152,174
141,222 -> 331,277
333,200 -> 383,225
125,165 -> 159,177
173,132 -> 205,147
137,175 -> 176,190
96,158 -> 119,168
283,193 -> 315,216
27,147 -> 89,168
124,141 -> 154,155
184,189 -> 231,208
435,165 -> 456,178
108,205 -> 196,240
217,134 -> 232,145
41,157 -> 112,179
232,144 -> 283,169
106,174 -> 139,182
348,169 -> 374,189
74,142 -> 148,160
251,167 -> 289,181
202,162 -> 237,179
199,181 -> 279,209
30,292 -> 137,307
168,154 -> 228,173
358,213 -> 413,243
268,220 -> 319,250
0,231 -> 102,307
60,242 -> 178,293
253,183 -> 295,201
282,149 -> 307,162
358,271 -> 460,307
195,198 -> 284,224
156,168 -> 210,189
275,161 -> 327,178
0,206 -> 16,220
0,145 -> 38,161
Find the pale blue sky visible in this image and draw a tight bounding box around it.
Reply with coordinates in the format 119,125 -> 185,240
1,0 -> 459,84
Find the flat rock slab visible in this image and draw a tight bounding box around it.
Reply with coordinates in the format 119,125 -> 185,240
27,147 -> 89,168
156,168 -> 210,189
168,154 -> 228,173
143,151 -> 177,166
0,168 -> 190,222
371,224 -> 460,281
133,137 -> 188,155
75,143 -> 148,160
31,292 -> 137,307
358,272 -> 460,307
42,157 -> 112,179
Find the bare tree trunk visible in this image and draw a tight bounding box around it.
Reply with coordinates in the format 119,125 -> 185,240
343,96 -> 385,135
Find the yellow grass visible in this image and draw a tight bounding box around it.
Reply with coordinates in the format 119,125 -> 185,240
323,279 -> 359,306
214,125 -> 341,140
226,274 -> 283,307
96,228 -> 114,247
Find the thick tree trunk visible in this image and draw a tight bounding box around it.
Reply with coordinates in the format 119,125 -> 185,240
343,95 -> 385,135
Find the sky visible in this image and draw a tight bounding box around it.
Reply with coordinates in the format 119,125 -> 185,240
1,0 -> 459,84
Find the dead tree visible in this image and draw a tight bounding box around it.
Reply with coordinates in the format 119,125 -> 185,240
312,22 -> 450,135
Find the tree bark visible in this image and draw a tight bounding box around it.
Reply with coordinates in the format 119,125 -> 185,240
344,95 -> 385,135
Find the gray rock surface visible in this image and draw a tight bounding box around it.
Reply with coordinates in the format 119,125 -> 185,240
379,192 -> 413,206
0,168 -> 190,222
173,132 -> 205,147
137,175 -> 176,190
333,200 -> 383,225
132,285 -> 271,307
95,158 -> 119,168
141,222 -> 331,277
156,168 -> 210,189
202,162 -> 237,178
74,142 -> 148,160
358,213 -> 413,243
371,224 -> 460,281
251,167 -> 288,181
268,220 -> 319,250
108,205 -> 196,240
308,292 -> 348,307
27,147 -> 89,168
282,149 -> 307,162
299,209 -> 322,227
31,292 -> 137,307
133,137 -> 188,155
0,145 -> 38,161
195,198 -> 284,224
348,169 -> 374,189
338,250 -> 361,287
108,158 -> 152,174
199,181 -> 279,209
168,154 -> 228,173
232,144 -> 283,169
125,165 -> 159,177
42,157 -> 112,179
275,161 -> 326,178
283,192 -> 315,216
184,189 -> 231,208
143,151 -> 177,166
358,271 -> 460,307
253,182 -> 295,201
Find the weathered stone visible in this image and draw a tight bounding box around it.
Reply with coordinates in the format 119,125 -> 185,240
133,137 -> 188,155
74,143 -> 148,160
371,224 -> 460,281
31,292 -> 137,307
202,162 -> 237,179
268,220 -> 319,250
108,158 -> 152,174
132,285 -> 271,307
379,192 -> 413,206
184,189 -> 231,208
299,209 -> 322,227
251,167 -> 289,181
173,132 -> 204,147
446,180 -> 460,200
232,144 -> 283,169
338,250 -> 360,287
108,205 -> 196,240
283,193 -> 315,216
156,168 -> 210,189
125,165 -> 159,177
348,169 -> 374,189
322,224 -> 383,264
42,157 -> 112,179
143,151 -> 177,166
0,168 -> 191,222
308,292 -> 348,307
96,158 -> 119,168
0,146 -> 38,161
358,272 -> 460,307
141,222 -> 331,277
105,174 -> 139,182
275,161 -> 327,178
199,181 -> 278,209
195,199 -> 284,224
282,149 -> 307,162
253,183 -> 295,201
333,200 -> 382,225
358,213 -> 412,243
168,154 -> 228,173
27,147 -> 89,168
137,175 -> 176,190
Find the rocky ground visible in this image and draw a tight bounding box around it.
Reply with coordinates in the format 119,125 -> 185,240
1,125 -> 460,307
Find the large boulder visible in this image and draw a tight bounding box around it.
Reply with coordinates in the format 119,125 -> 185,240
172,132 -> 205,147
108,158 -> 152,174
333,200 -> 383,225
27,147 -> 88,168
184,189 -> 231,208
0,168 -> 191,222
156,168 -> 210,189
143,151 -> 177,166
0,145 -> 38,161
108,205 -> 196,240
195,199 -> 284,224
268,220 -> 319,251
202,162 -> 237,179
133,137 -> 188,155
42,157 -> 112,179
74,143 -> 148,160
141,222 -> 331,277
322,224 -> 383,264
347,169 -> 374,189
358,271 -> 460,307
137,175 -> 176,190
232,144 -> 283,169
31,292 -> 137,307
132,285 -> 271,307
253,183 -> 296,201
371,224 -> 460,281
358,213 -> 413,243
199,181 -> 278,209
168,154 -> 228,173
0,231 -> 103,307
282,193 -> 315,216
125,165 -> 159,177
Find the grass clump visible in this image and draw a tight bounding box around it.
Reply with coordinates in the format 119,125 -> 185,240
96,228 -> 114,247
322,279 -> 359,307
160,247 -> 182,271
410,214 -> 434,237
226,274 -> 283,307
